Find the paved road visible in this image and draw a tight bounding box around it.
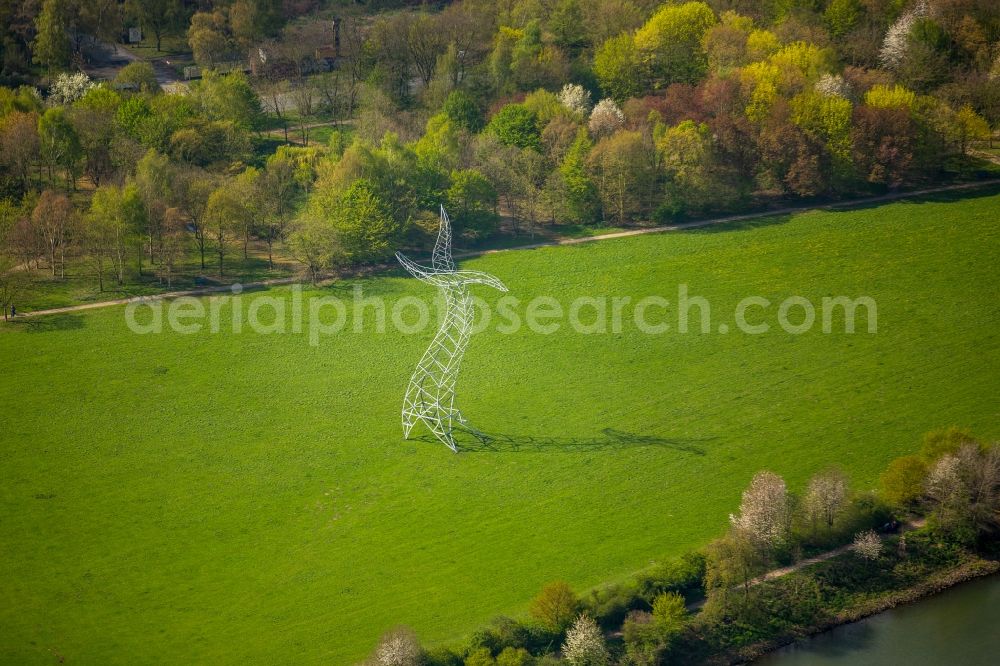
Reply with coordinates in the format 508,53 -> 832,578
12,178 -> 1000,319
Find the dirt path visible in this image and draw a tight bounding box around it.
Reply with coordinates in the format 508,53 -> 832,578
687,518 -> 928,612
10,179 -> 999,319
18,277 -> 301,319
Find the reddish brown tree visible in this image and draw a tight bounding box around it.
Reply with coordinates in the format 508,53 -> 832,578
757,102 -> 827,197
0,111 -> 40,194
851,105 -> 917,188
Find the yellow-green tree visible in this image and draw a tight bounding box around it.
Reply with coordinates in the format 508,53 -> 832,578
954,104 -> 990,155
864,84 -> 917,111
658,119 -> 714,214
634,1 -> 717,87
33,0 -> 72,71
791,91 -> 854,181
880,455 -> 928,507
528,581 -> 578,633
594,32 -> 642,102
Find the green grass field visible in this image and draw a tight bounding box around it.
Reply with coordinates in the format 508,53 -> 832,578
2,190 -> 999,663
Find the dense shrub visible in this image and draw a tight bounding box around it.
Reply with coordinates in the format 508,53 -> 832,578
485,104 -> 542,150
423,646 -> 463,666
579,581 -> 643,630
635,551 -> 706,603
443,90 -> 485,133
467,616 -> 553,656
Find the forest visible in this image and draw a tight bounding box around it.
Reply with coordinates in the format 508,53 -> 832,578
0,0 -> 998,310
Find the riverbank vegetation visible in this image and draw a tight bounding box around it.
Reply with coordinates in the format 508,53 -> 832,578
366,427 -> 1000,665
3,0 -> 1000,313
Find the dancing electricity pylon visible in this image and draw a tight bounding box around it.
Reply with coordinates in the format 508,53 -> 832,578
396,206 -> 507,452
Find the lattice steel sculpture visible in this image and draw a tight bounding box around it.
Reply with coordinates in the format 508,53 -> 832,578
396,206 -> 508,452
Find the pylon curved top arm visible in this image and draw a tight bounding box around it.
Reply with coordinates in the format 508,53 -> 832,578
395,252 -> 508,292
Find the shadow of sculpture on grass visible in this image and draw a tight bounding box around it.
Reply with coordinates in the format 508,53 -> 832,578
413,427 -> 711,455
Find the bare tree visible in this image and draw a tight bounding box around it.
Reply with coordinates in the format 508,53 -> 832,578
176,168 -> 217,271
926,452 -> 965,527
258,78 -> 291,142
290,80 -> 317,143
8,212 -> 43,270
474,135 -> 523,233
437,0 -> 495,83
32,190 -> 75,278
159,207 -> 186,287
84,208 -> 115,292
337,17 -> 367,119
927,443 -> 1000,536
960,444 -> 1000,535
406,13 -> 447,86
313,71 -> 343,120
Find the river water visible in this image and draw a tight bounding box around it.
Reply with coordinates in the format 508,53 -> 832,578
755,574 -> 1000,665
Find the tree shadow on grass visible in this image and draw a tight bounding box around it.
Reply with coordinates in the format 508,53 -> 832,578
676,181 -> 1000,235
8,313 -> 85,333
414,428 -> 711,455
823,180 -> 1000,213
680,213 -> 795,234
316,275 -> 414,299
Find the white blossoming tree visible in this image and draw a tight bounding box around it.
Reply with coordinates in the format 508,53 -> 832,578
730,470 -> 790,550
369,627 -> 423,666
49,72 -> 94,106
878,0 -> 928,70
562,613 -> 610,666
814,73 -> 852,99
926,453 -> 963,505
559,83 -> 592,118
588,98 -> 625,137
853,529 -> 883,560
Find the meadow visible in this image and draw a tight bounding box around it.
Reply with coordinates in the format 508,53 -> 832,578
1,190 -> 999,664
